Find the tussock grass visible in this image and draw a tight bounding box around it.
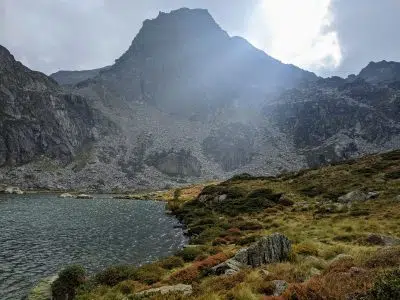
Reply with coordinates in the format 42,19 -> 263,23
75,150 -> 400,299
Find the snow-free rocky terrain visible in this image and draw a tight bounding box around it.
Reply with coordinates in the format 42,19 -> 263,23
1,8 -> 400,191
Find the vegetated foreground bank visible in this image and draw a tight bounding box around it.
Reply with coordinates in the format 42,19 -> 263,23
52,150 -> 400,300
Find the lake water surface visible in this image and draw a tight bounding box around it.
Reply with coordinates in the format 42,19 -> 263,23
0,194 -> 187,300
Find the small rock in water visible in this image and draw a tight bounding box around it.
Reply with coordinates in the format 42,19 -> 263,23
4,186 -> 24,195
76,194 -> 94,199
59,193 -> 73,198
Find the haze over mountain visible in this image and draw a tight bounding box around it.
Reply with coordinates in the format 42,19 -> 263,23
1,8 -> 400,191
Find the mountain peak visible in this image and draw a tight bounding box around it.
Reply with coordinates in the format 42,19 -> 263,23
137,7 -> 227,43
358,60 -> 400,84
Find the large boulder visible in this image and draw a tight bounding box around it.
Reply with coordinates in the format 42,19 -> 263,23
212,233 -> 291,275
337,190 -> 367,203
363,234 -> 400,246
136,284 -> 192,297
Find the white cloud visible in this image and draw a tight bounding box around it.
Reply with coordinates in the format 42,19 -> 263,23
246,0 -> 342,73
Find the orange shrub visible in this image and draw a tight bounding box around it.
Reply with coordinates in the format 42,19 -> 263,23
283,265 -> 375,299
195,252 -> 228,271
169,266 -> 200,283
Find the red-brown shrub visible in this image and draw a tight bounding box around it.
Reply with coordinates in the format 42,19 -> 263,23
169,266 -> 200,283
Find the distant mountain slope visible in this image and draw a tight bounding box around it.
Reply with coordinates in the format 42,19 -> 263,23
50,66 -> 111,86
1,8 -> 400,191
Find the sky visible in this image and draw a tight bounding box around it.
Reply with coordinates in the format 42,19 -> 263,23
1,0 -> 399,77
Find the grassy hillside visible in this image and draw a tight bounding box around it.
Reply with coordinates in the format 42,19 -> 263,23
61,150 -> 400,299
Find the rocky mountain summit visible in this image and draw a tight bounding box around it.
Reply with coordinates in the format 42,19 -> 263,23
1,8 -> 400,191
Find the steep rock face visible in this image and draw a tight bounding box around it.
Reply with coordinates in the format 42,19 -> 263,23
266,75 -> 400,166
212,233 -> 291,275
0,45 -> 108,167
67,8 -> 314,188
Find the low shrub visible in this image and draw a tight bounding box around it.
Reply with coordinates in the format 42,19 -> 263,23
278,196 -> 294,207
177,247 -> 205,262
364,247 -> 400,268
348,208 -> 370,216
228,173 -> 254,181
299,186 -> 325,197
195,253 -> 228,272
381,150 -> 400,161
159,256 -> 185,270
133,264 -> 166,285
227,227 -> 242,235
293,242 -> 319,256
237,235 -> 259,246
95,265 -> 136,286
212,237 -> 229,246
52,265 -> 86,300
247,188 -> 274,199
369,269 -> 400,299
114,280 -> 148,295
237,220 -> 264,231
385,170 -> 400,180
192,227 -> 224,244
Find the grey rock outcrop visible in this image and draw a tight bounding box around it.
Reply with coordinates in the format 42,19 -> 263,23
366,191 -> 380,199
337,190 -> 368,203
272,280 -> 288,296
364,233 -> 400,246
212,233 -> 291,275
0,45 -> 111,168
136,284 -> 192,297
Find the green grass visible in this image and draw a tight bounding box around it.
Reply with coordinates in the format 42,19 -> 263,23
69,150 -> 400,300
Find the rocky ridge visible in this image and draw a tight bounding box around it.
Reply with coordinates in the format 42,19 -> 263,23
1,8 -> 400,191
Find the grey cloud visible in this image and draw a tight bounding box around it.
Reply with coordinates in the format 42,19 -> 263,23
329,0 -> 400,77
